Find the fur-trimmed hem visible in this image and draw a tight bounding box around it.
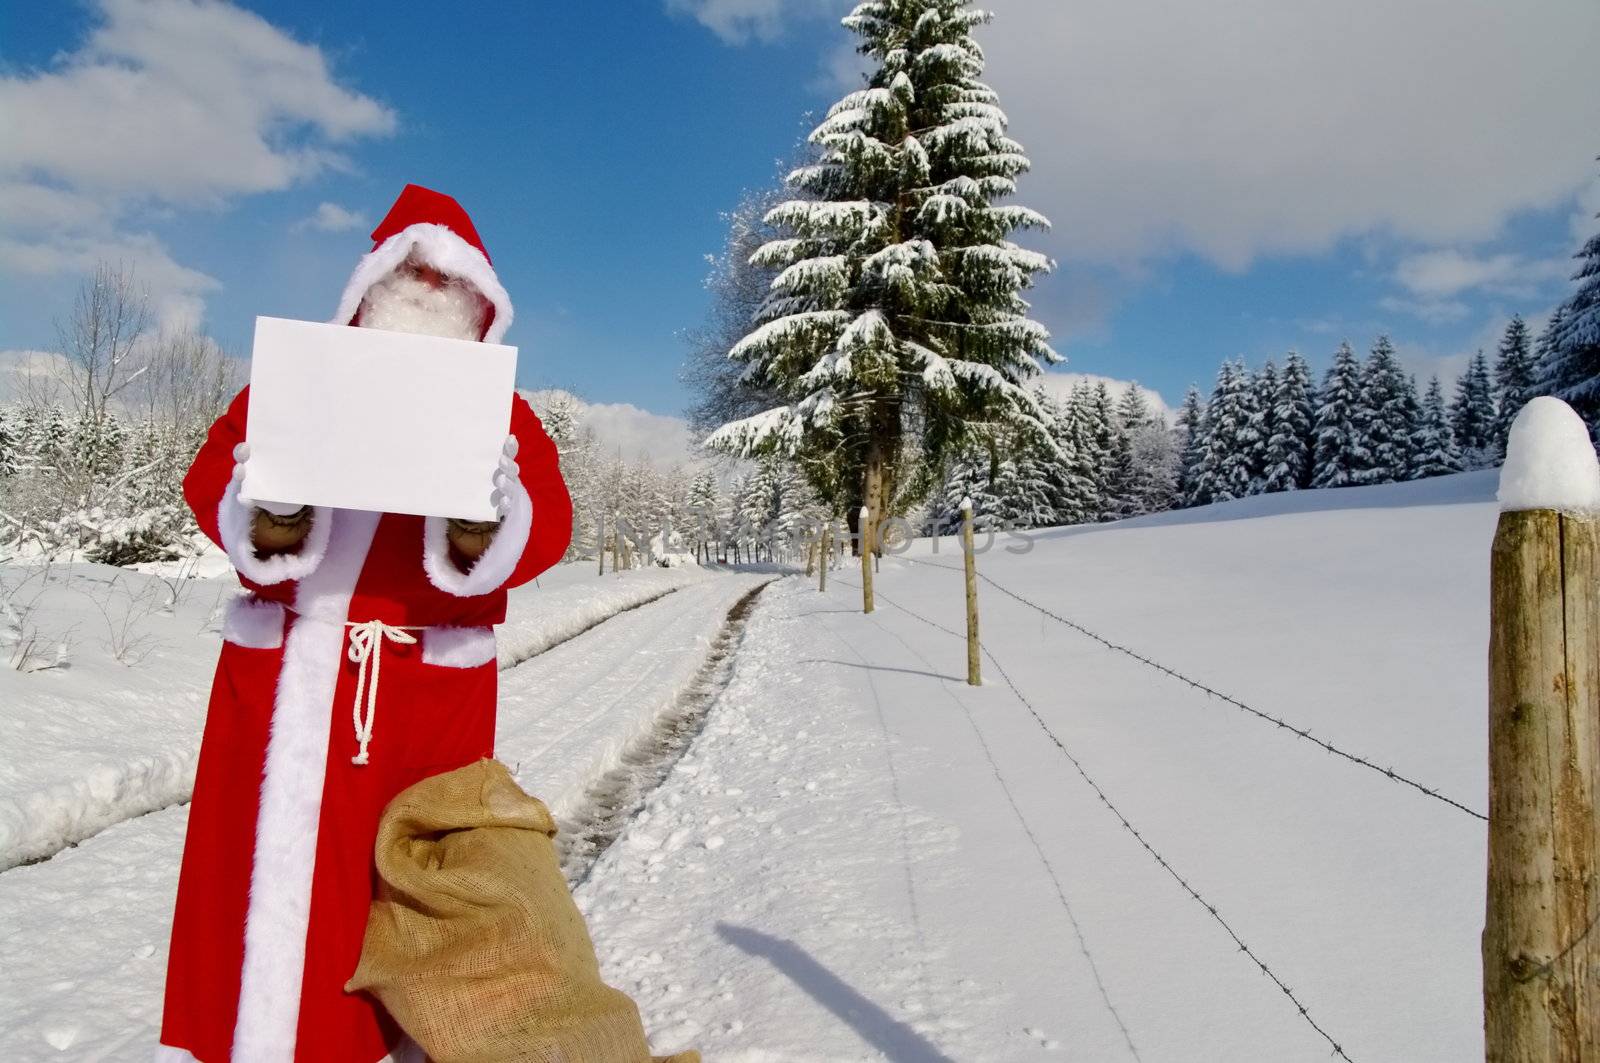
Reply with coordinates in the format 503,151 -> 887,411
420,475 -> 532,597
231,509 -> 380,1060
332,222 -> 514,344
219,479 -> 332,586
421,625 -> 497,668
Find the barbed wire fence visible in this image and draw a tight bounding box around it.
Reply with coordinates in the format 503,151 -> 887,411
829,574 -> 1357,1062
896,556 -> 1486,822
826,588 -> 1144,1060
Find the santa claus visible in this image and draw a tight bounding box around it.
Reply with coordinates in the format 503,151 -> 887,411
157,185 -> 574,1062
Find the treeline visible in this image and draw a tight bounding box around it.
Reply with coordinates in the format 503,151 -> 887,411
930,314 -> 1554,531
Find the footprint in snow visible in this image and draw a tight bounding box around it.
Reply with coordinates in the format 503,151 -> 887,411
42,1027 -> 79,1051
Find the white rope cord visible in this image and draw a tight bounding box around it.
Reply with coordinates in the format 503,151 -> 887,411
345,619 -> 421,765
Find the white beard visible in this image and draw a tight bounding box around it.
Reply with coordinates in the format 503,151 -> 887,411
358,269 -> 485,341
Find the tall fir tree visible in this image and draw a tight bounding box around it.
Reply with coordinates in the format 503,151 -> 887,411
1312,342 -> 1368,489
1352,336 -> 1414,485
706,0 -> 1057,548
1409,376 -> 1461,480
1533,306 -> 1568,402
1490,314 -> 1535,455
1194,360 -> 1258,503
0,407 -> 16,479
1174,386 -> 1207,506
1247,360 -> 1278,494
938,441 -> 1007,530
1449,350 -> 1497,469
1043,388 -> 1098,524
1261,351 -> 1315,492
1538,161 -> 1600,434
1108,384 -> 1169,516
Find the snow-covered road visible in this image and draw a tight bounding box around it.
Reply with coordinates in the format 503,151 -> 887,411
0,568 -> 770,1060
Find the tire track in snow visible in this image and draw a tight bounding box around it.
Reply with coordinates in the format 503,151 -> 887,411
559,580 -> 773,886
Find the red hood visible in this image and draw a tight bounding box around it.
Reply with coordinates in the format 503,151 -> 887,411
332,184 -> 513,344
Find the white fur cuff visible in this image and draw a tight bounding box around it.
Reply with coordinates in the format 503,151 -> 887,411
218,479 -> 332,586
221,595 -> 287,649
421,475 -> 532,597
421,626 -> 497,668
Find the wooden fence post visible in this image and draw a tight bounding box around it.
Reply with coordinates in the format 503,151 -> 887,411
819,524 -> 830,593
859,505 -> 874,613
1484,397 -> 1600,1062
597,514 -> 605,576
961,498 -> 980,686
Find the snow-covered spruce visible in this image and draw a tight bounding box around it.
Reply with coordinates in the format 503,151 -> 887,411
1535,167 -> 1600,433
705,0 -> 1057,532
1450,350 -> 1497,471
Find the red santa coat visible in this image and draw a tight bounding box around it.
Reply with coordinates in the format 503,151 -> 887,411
158,187 -> 573,1063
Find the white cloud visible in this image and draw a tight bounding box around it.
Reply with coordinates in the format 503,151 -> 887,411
0,232 -> 220,332
1570,174 -> 1600,246
666,0 -> 839,44
1378,295 -> 1471,326
686,0 -> 1599,276
981,0 -> 1600,271
0,350 -> 63,405
0,0 -> 394,329
522,388 -> 699,470
1394,249 -> 1570,300
1034,371 -> 1174,425
295,202 -> 368,234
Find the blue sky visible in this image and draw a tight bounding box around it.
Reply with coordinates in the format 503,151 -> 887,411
2,0 -> 1598,422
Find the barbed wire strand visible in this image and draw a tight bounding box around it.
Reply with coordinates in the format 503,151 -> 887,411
830,601 -> 1143,1060
897,556 -> 1486,822
832,575 -> 1356,1061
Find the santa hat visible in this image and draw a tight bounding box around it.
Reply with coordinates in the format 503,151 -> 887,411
332,184 -> 514,343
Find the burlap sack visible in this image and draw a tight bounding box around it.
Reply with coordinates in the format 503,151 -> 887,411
346,758 -> 698,1063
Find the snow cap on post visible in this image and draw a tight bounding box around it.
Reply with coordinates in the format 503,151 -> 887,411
1497,396 -> 1600,514
959,496 -> 973,513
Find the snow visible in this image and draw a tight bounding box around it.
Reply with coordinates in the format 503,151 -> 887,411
1,469 -> 1505,1060
0,561 -> 723,870
1496,395 -> 1600,513
0,566 -> 771,1058
575,471 -> 1498,1060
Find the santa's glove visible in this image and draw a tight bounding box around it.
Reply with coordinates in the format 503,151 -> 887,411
488,435 -> 519,521
447,437 -> 518,566
233,442 -> 308,519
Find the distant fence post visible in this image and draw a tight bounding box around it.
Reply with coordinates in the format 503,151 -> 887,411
961,498 -> 980,686
819,523 -> 831,593
859,505 -> 874,613
597,514 -> 606,576
1484,397 -> 1600,1062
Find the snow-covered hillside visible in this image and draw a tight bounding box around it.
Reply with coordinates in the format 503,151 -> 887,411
0,470 -> 1498,1060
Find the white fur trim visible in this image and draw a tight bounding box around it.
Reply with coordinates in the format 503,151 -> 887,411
232,509 -> 380,1062
332,222 -> 514,344
221,594 -> 286,649
219,479 -> 332,586
421,625 -> 497,668
421,475 -> 532,597
153,1047 -> 200,1063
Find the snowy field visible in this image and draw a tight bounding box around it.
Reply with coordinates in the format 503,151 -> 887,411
1,471 -> 1497,1060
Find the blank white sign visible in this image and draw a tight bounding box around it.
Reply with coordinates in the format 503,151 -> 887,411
242,317 -> 517,521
